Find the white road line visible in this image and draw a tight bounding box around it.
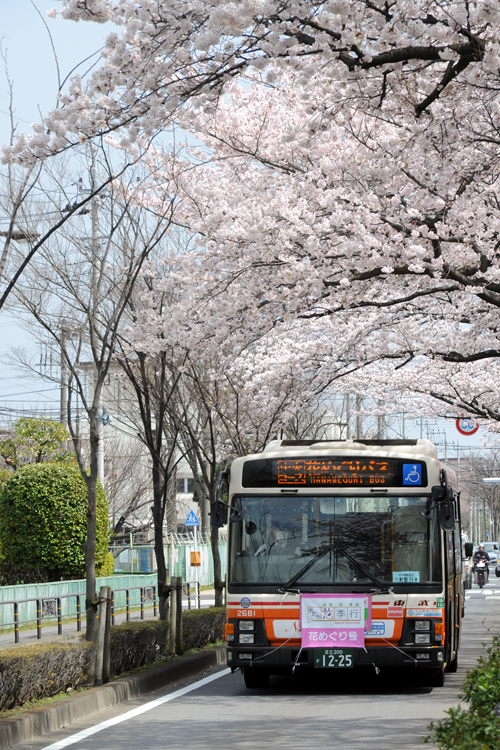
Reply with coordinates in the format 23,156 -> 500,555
466,595 -> 500,599
41,668 -> 231,750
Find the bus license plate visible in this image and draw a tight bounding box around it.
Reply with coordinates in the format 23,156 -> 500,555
314,649 -> 354,668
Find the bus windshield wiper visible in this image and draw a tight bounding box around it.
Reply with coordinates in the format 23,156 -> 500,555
278,542 -> 392,594
336,545 -> 392,594
277,543 -> 332,594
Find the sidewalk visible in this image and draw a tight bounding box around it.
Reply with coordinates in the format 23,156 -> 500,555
0,590 -> 217,649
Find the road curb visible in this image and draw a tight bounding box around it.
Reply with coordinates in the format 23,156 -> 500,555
0,645 -> 227,749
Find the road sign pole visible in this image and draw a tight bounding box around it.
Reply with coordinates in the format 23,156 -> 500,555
185,511 -> 200,606
194,524 -> 199,608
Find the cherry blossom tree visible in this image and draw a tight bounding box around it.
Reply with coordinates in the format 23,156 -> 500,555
4,1 -> 500,432
128,60 -> 500,429
7,1 -> 497,162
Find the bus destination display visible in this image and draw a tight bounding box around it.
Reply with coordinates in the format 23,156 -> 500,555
241,457 -> 426,488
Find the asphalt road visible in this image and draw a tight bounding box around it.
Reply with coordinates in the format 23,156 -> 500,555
13,580 -> 500,750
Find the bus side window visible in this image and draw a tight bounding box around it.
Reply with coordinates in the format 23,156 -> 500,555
447,531 -> 455,577
454,523 -> 462,575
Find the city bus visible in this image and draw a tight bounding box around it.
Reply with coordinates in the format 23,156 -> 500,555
215,439 -> 463,688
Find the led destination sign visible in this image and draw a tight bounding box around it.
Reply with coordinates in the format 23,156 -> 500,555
241,457 -> 427,488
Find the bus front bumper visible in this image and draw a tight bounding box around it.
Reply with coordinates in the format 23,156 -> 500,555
227,645 -> 445,671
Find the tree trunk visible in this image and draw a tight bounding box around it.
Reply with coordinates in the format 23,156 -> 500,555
211,521 -> 223,607
152,459 -> 169,620
201,493 -> 210,535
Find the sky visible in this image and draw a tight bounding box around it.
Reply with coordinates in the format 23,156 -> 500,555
0,3 -> 493,457
0,1 -> 111,424
0,2 -> 111,145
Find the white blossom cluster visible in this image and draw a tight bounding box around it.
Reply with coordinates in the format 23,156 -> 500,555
5,1 -> 500,430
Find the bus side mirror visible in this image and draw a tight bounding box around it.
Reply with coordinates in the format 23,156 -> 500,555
439,500 -> 455,531
431,485 -> 455,531
464,542 -> 474,558
211,501 -> 228,528
210,499 -> 246,528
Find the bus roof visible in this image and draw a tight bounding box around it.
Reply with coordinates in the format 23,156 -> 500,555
261,439 -> 438,459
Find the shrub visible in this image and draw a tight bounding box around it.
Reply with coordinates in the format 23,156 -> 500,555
109,607 -> 225,676
0,608 -> 225,712
98,551 -> 115,577
110,620 -> 169,676
0,641 -> 94,711
427,635 -> 500,749
0,563 -> 50,586
182,607 -> 225,651
0,467 -> 12,490
0,463 -> 110,580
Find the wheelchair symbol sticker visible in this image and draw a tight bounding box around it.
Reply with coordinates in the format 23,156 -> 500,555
403,464 -> 422,485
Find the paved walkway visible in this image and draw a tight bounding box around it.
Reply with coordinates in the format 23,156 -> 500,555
0,591 -> 217,649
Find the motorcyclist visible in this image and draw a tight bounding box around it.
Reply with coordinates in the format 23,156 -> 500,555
473,545 -> 490,584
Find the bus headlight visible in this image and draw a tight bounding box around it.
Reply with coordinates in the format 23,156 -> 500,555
239,633 -> 255,644
239,621 -> 255,631
415,633 -> 431,644
415,620 -> 431,631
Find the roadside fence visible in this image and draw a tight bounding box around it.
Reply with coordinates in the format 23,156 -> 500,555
0,577 -> 205,645
0,533 -> 228,644
111,535 -> 227,587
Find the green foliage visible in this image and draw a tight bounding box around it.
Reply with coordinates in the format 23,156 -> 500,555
0,641 -> 94,711
0,467 -> 13,489
427,635 -> 500,749
98,551 -> 115,577
182,606 -> 225,651
0,417 -> 71,470
0,563 -> 50,586
110,620 -> 169,676
0,463 -> 110,580
0,608 -> 225,711
109,607 -> 225,676
0,468 -> 9,565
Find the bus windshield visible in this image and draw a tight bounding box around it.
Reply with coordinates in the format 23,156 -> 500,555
229,495 -> 441,586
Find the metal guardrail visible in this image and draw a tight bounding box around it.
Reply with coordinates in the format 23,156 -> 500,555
0,581 -> 204,644
0,593 -> 83,644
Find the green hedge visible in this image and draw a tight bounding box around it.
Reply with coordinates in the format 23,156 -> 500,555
0,641 -> 94,711
183,607 -> 225,651
109,607 -> 225,676
427,635 -> 500,749
0,463 -> 110,580
0,608 -> 226,712
110,620 -> 169,676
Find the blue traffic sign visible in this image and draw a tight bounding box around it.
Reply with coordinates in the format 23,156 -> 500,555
185,510 -> 199,526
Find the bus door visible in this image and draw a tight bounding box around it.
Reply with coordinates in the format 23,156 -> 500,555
445,523 -> 461,666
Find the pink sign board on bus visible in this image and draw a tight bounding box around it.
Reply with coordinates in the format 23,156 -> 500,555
300,594 -> 371,649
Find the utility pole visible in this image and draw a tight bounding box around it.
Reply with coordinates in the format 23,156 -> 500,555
345,394 -> 351,440
60,328 -> 68,430
89,153 -> 105,485
355,395 -> 362,440
377,400 -> 385,440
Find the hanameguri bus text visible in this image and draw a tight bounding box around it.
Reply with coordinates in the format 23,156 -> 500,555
212,439 -> 464,688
